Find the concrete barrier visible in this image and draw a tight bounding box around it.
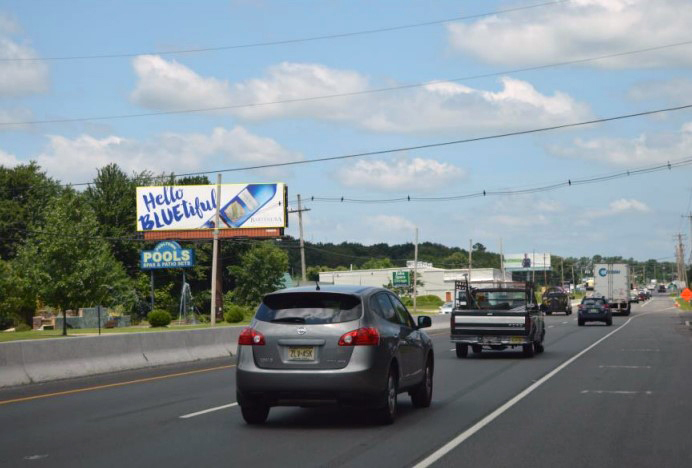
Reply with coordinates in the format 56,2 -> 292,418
0,318 -> 452,388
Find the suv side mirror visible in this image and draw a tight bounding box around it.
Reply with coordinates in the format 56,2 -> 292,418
417,316 -> 432,329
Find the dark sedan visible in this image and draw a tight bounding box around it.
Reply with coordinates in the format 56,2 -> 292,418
578,297 -> 612,326
236,285 -> 434,425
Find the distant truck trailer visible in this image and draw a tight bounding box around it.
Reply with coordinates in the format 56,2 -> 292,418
593,263 -> 631,315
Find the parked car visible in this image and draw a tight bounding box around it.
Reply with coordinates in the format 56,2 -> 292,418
439,302 -> 454,314
236,285 -> 434,425
578,297 -> 612,326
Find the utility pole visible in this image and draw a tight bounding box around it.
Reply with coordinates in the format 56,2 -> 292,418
210,174 -> 221,327
413,227 -> 419,314
543,252 -> 547,285
468,239 -> 473,284
288,194 -> 311,284
499,238 -> 505,281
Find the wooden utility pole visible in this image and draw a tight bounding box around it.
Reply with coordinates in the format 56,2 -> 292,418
468,239 -> 473,284
210,174 -> 221,326
288,195 -> 311,285
413,227 -> 419,314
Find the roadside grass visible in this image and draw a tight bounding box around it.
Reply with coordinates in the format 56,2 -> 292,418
0,320 -> 251,343
675,298 -> 692,311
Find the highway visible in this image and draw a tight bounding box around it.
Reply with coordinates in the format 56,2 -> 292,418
1,295 -> 691,468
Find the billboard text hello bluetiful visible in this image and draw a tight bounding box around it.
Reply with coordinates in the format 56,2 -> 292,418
137,186 -> 216,231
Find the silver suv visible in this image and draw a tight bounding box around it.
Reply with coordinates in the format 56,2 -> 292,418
236,285 -> 434,424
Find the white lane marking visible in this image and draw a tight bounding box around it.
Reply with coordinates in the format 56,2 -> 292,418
620,349 -> 660,352
449,348 -> 456,351
581,390 -> 652,395
179,402 -> 238,419
598,365 -> 651,369
547,325 -> 555,328
413,313 -> 648,468
561,321 -> 568,324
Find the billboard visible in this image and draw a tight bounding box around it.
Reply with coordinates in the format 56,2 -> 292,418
136,183 -> 286,232
504,253 -> 552,272
141,241 -> 195,269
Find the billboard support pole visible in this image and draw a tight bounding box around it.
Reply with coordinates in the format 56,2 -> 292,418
468,239 -> 472,284
150,270 -> 154,313
413,227 -> 418,314
210,174 -> 222,327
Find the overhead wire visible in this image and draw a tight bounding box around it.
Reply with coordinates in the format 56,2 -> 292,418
0,1 -> 570,62
2,39 -> 691,127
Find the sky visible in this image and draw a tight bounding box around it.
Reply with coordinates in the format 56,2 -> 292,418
1,0 -> 692,262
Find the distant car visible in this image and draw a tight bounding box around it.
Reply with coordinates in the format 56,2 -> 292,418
439,302 -> 454,314
236,285 -> 434,425
657,285 -> 666,293
541,289 -> 571,315
629,291 -> 639,303
578,297 -> 612,326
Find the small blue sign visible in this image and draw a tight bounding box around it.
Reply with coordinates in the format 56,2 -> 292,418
141,241 -> 195,270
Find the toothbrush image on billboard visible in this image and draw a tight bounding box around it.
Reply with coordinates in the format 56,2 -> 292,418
219,184 -> 277,228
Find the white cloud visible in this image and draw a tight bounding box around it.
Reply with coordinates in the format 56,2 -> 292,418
131,57 -> 591,134
629,78 -> 692,102
336,157 -> 465,192
448,0 -> 692,68
365,215 -> 416,232
0,15 -> 48,97
0,108 -> 32,131
549,122 -> 692,165
0,148 -> 21,167
490,214 -> 548,227
34,126 -> 301,184
585,198 -> 650,218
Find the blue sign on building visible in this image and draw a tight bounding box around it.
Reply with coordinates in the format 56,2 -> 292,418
141,241 -> 195,270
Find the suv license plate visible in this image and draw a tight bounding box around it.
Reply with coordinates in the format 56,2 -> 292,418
510,336 -> 524,344
288,346 -> 315,361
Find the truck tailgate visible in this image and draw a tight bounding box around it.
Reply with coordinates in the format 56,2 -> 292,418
451,311 -> 529,336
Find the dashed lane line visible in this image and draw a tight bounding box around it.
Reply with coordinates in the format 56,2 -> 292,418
180,402 -> 238,419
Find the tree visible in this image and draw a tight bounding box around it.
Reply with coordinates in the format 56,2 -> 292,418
227,242 -> 288,307
0,162 -> 61,260
16,189 -> 129,335
361,257 -> 394,269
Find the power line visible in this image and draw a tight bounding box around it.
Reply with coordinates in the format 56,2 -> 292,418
3,39 -> 691,127
0,1 -> 569,62
115,103 -> 692,182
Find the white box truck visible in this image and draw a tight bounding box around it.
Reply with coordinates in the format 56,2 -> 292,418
593,263 -> 631,315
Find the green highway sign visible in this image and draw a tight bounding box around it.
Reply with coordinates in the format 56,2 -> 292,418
392,271 -> 410,287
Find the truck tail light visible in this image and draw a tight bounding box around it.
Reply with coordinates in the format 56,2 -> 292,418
338,328 -> 380,346
238,328 -> 265,345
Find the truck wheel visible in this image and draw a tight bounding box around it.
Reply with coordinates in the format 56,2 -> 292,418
534,341 -> 544,353
523,343 -> 535,358
471,344 -> 482,354
606,317 -> 612,326
578,318 -> 584,326
455,343 -> 468,358
546,311 -> 552,316
623,305 -> 631,316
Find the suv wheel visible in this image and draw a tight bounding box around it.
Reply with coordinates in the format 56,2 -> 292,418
240,401 -> 270,425
455,343 -> 468,358
410,356 -> 433,408
578,318 -> 584,326
377,367 -> 398,424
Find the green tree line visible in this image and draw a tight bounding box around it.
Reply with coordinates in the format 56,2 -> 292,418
1,162 -> 687,329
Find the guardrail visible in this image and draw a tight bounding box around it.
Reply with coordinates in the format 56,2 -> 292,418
0,315 -> 450,388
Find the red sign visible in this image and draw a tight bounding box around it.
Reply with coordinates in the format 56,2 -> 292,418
681,288 -> 692,301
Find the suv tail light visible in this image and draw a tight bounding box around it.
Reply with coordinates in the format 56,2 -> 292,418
238,327 -> 265,346
603,304 -> 609,309
338,328 -> 380,346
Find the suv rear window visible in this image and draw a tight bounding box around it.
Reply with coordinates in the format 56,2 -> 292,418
256,293 -> 362,324
582,298 -> 604,306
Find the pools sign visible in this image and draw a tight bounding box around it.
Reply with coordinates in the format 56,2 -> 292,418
141,241 -> 194,270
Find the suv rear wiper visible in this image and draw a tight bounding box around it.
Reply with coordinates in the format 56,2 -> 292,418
270,317 -> 307,323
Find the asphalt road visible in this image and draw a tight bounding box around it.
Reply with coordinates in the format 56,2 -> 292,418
1,295 -> 690,468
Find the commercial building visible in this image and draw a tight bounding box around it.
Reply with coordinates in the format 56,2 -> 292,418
319,265 -> 511,302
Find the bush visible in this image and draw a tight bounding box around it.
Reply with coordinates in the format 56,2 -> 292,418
147,309 -> 172,327
14,323 -> 32,332
224,304 -> 247,323
401,295 -> 443,308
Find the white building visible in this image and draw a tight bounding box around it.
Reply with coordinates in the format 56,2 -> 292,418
319,266 -> 511,302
